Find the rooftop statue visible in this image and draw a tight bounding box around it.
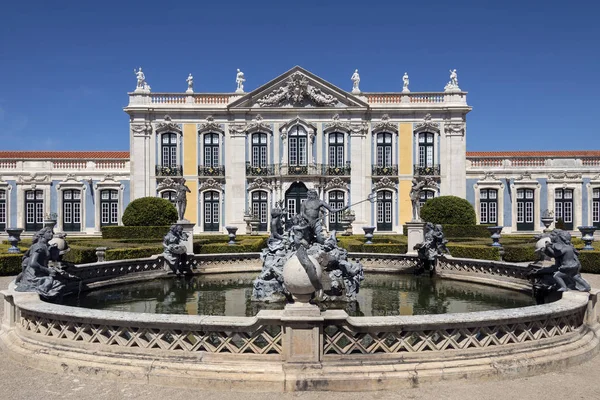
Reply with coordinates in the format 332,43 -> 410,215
235,68 -> 245,93
186,73 -> 194,93
351,69 -> 360,94
444,68 -> 460,92
403,72 -> 410,93
134,67 -> 150,92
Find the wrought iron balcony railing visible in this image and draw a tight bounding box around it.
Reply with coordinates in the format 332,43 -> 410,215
371,164 -> 398,176
414,164 -> 441,176
155,165 -> 183,176
323,162 -> 351,176
198,165 -> 225,177
246,162 -> 276,176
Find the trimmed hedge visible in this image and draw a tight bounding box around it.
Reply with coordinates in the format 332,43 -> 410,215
338,236 -> 407,254
420,196 -> 476,225
106,246 -> 163,261
446,244 -> 501,261
0,254 -> 23,275
194,237 -> 267,254
102,225 -> 171,239
122,197 -> 177,226
580,251 -> 600,273
402,224 -> 493,238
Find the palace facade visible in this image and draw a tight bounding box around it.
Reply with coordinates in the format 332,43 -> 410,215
0,66 -> 597,235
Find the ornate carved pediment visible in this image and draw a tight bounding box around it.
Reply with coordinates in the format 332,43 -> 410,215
256,72 -> 338,107
199,178 -> 224,191
514,172 -> 533,181
414,113 -> 440,133
247,177 -> 273,191
481,172 -> 498,181
155,115 -> 182,134
324,114 -> 351,133
244,115 -> 272,134
280,116 -> 317,141
17,173 -> 49,184
156,177 -> 181,192
325,177 -> 349,191
548,172 -> 582,180
198,116 -> 224,134
131,122 -> 152,137
372,114 -> 398,134
373,177 -> 398,190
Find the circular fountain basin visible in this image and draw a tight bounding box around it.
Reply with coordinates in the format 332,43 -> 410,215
1,253 -> 598,392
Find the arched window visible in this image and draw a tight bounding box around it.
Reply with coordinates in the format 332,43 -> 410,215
0,189 -> 6,231
100,189 -> 119,227
376,190 -> 393,231
593,188 -> 600,229
328,190 -> 345,231
555,188 -> 573,230
418,132 -> 435,168
328,133 -> 345,167
251,133 -> 268,167
25,189 -> 44,231
204,133 -> 220,167
251,191 -> 268,231
62,189 -> 81,232
203,191 -> 220,232
419,190 -> 435,208
161,133 -> 178,167
480,189 -> 497,224
161,190 -> 177,205
376,133 -> 392,167
288,126 -> 307,167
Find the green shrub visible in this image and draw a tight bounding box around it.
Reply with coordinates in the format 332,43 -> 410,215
420,196 -> 476,225
106,246 -> 163,261
580,251 -> 600,273
0,254 -> 23,275
122,197 -> 177,226
446,244 -> 501,261
502,244 -> 537,263
555,218 -> 566,230
102,225 -> 171,239
194,237 -> 267,254
63,245 -> 98,264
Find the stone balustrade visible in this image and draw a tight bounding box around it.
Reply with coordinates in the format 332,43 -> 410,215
0,159 -> 130,173
365,92 -> 463,105
468,156 -> 600,169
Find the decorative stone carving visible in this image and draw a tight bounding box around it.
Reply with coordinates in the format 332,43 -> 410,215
444,121 -> 465,136
199,178 -> 224,191
156,177 -> 180,192
372,114 -> 398,133
414,223 -> 450,276
131,122 -> 152,136
256,72 -> 338,107
402,72 -> 410,93
248,177 -> 272,191
134,67 -> 150,93
17,173 -> 49,184
324,114 -> 351,133
415,113 -> 440,132
186,73 -> 194,94
162,224 -> 191,275
351,69 -> 360,94
444,69 -> 460,92
481,172 -> 498,181
514,172 -> 533,181
244,114 -> 272,134
198,116 -> 223,134
155,115 -> 182,134
373,177 -> 397,191
325,177 -> 349,191
236,69 -> 245,93
549,172 -> 582,180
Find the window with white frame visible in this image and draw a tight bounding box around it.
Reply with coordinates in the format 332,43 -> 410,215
376,190 -> 393,231
161,133 -> 178,167
419,189 -> 435,208
203,191 -> 220,232
100,189 -> 119,226
0,189 -> 6,231
204,133 -> 220,167
593,188 -> 600,228
251,133 -> 268,167
328,132 -> 345,167
25,189 -> 44,231
555,188 -> 574,230
161,190 -> 177,205
288,126 -> 307,166
418,132 -> 435,168
480,188 -> 498,224
251,191 -> 268,231
62,189 -> 81,232
376,133 -> 392,167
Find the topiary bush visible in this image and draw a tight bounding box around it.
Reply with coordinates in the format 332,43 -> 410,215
122,197 -> 177,226
420,196 -> 476,225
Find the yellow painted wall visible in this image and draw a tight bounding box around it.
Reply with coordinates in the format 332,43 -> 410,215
182,124 -> 198,221
398,123 -> 413,226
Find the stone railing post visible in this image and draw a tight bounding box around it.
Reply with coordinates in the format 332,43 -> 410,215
281,303 -> 323,364
0,291 -> 16,329
586,289 -> 600,326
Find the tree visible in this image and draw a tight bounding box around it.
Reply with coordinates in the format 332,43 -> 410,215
122,197 -> 178,226
420,196 -> 476,225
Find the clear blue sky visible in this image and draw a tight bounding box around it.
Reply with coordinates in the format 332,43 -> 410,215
1,0 -> 598,152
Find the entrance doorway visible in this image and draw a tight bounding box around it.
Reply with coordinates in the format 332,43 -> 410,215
285,182 -> 308,221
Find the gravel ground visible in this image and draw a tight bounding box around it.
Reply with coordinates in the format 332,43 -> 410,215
1,274 -> 599,400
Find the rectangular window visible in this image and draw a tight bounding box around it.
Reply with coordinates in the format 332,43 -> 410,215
480,202 -> 488,224
517,202 -> 524,223
525,201 -> 533,223
287,199 -> 296,217
64,202 -> 72,223
170,146 -> 177,167
384,201 -> 392,223
101,203 -> 109,224
489,202 -> 497,224
73,202 -> 81,224
110,202 -> 118,223
564,201 -> 572,223
298,137 -> 307,165
376,202 -> 383,223
289,139 -> 297,165
204,202 -> 212,223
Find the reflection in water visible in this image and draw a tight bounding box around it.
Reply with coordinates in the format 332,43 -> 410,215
62,273 -> 536,317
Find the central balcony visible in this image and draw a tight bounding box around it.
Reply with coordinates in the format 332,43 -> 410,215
198,165 -> 225,177
244,163 -> 353,178
371,164 -> 398,176
414,164 -> 441,176
246,163 -> 276,176
156,165 -> 183,177
323,162 -> 351,176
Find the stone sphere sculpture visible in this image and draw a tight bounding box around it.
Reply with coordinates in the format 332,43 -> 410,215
282,254 -> 322,303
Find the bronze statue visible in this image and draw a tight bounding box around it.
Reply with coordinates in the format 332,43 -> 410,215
162,224 -> 190,275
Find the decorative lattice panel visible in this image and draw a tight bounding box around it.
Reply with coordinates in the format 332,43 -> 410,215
323,309 -> 585,355
437,259 -> 531,280
19,313 -> 282,355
